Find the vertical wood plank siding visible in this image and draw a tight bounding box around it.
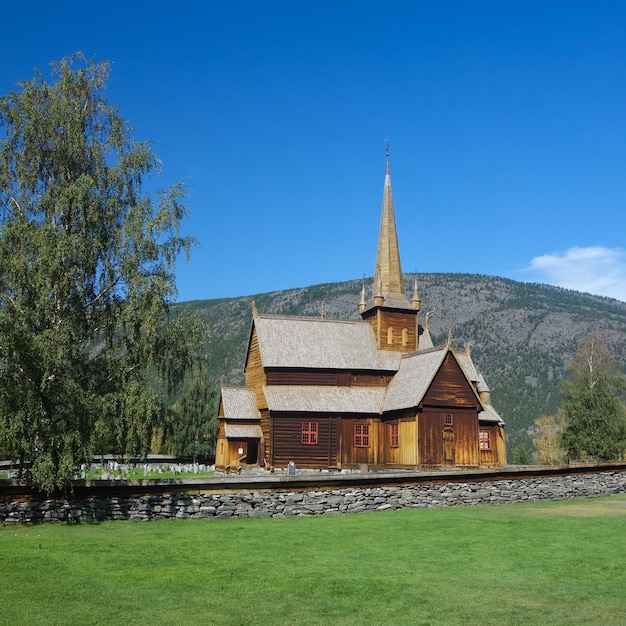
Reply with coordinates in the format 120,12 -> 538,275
245,329 -> 267,409
478,428 -> 496,464
340,418 -> 381,467
420,408 -> 479,466
478,423 -> 505,467
215,421 -> 227,468
260,408 -> 271,466
496,425 -> 506,466
397,417 -> 418,465
426,353 -> 478,407
378,417 -> 417,465
363,309 -> 418,352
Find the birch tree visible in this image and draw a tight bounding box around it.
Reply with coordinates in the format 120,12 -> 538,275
532,411 -> 567,465
0,54 -> 200,491
560,334 -> 626,461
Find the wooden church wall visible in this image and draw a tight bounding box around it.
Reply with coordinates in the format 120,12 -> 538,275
416,353 -> 481,466
266,368 -> 339,386
478,423 -> 506,467
381,310 -> 418,352
215,421 -> 227,468
260,408 -> 271,467
426,353 -> 479,408
419,408 -> 479,467
270,414 -> 338,469
398,417 -> 418,465
338,415 -> 420,468
215,421 -> 261,470
478,424 -> 497,466
265,368 -> 393,387
245,328 -> 267,409
339,418 -> 379,467
380,417 -> 418,466
496,425 -> 507,466
364,309 -> 418,352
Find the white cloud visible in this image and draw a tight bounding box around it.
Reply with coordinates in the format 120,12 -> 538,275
525,246 -> 626,302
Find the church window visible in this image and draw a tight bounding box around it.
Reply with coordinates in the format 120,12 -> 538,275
387,327 -> 394,345
444,413 -> 453,425
390,423 -> 399,448
301,421 -> 318,445
354,423 -> 370,447
402,328 -> 409,346
479,429 -> 491,450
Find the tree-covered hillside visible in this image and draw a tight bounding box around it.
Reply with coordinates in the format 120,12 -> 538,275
178,274 -> 626,459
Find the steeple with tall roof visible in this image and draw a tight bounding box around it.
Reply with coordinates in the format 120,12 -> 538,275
360,147 -> 421,352
373,146 -> 407,303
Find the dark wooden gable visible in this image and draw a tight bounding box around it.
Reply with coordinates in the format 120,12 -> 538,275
422,351 -> 479,408
243,324 -> 267,410
243,320 -> 259,376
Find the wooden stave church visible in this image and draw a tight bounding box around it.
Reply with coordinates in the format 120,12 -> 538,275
215,155 -> 506,472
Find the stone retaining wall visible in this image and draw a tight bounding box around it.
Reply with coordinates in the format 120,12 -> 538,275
2,471 -> 625,524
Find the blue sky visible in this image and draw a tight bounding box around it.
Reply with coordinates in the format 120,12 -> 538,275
2,1 -> 626,303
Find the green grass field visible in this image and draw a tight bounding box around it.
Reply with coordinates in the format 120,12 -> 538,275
0,469 -> 214,481
1,497 -> 625,625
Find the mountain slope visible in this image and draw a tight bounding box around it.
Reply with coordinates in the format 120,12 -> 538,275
177,274 -> 626,457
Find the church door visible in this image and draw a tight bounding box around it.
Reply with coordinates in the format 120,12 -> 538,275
442,428 -> 456,466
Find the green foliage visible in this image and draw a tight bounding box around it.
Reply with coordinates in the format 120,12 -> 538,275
512,444 -> 531,464
2,499 -> 626,625
0,55 -> 200,491
162,366 -> 219,460
560,335 -> 626,461
532,411 -> 568,465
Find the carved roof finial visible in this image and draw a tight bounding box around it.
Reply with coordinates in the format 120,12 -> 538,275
385,137 -> 390,175
411,276 -> 421,310
424,309 -> 435,329
243,298 -> 258,318
358,277 -> 367,313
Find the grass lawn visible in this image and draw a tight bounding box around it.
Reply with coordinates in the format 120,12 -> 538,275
1,469 -> 214,480
1,496 -> 625,625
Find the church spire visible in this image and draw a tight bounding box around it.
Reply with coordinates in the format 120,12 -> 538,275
360,146 -> 421,352
373,143 -> 405,300
386,142 -> 390,175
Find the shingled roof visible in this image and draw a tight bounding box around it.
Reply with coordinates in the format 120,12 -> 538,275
456,352 -> 479,383
264,385 -> 386,414
253,315 -> 401,371
479,404 -> 505,424
224,424 -> 263,438
221,387 -> 260,421
383,347 -> 448,412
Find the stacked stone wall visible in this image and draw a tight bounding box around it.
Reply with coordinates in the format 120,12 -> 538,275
1,471 -> 625,524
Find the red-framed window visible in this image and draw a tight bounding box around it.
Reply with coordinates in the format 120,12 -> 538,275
301,421 -> 318,445
390,423 -> 399,448
354,423 -> 370,447
444,413 -> 453,425
479,429 -> 491,450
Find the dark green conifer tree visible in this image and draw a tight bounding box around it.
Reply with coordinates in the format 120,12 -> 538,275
561,334 -> 626,461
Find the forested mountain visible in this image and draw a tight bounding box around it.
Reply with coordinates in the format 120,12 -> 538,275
177,274 -> 626,458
